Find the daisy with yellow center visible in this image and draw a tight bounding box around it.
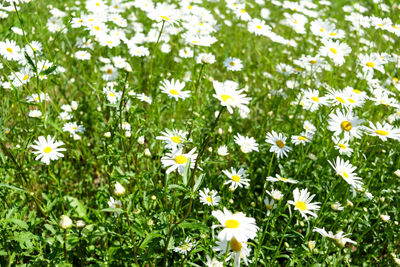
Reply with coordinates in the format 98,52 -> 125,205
213,80 -> 251,114
327,109 -> 363,140
199,188 -> 220,206
223,167 -> 250,190
264,197 -> 276,216
266,174 -> 298,184
212,207 -> 259,242
328,157 -> 364,189
156,128 -> 188,149
160,78 -> 190,101
288,188 -> 320,220
31,135 -> 66,165
366,121 -> 400,141
265,130 -> 292,158
161,147 -> 198,174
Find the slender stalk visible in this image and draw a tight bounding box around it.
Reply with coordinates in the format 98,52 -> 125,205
274,211 -> 294,259
63,229 -> 68,263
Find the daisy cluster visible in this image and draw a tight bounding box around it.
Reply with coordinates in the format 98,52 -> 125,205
1,0 -> 400,266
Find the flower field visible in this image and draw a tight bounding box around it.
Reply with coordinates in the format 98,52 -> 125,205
1,0 -> 400,266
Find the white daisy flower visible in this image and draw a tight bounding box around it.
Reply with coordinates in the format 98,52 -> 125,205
211,207 -> 259,242
313,227 -> 356,248
161,147 -> 198,174
31,135 -> 66,165
213,80 -> 251,114
173,237 -> 195,255
328,157 -> 364,188
266,174 -> 298,184
223,57 -> 243,71
265,131 -> 292,158
156,129 -> 188,149
223,167 -> 250,189
160,79 -> 190,101
107,196 -> 122,217
327,109 -> 364,139
288,188 -> 321,220
365,121 -> 400,141
199,188 -> 220,206
264,197 -> 276,216
234,133 -> 259,153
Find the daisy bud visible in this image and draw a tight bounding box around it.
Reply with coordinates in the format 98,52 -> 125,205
394,169 -> 400,178
137,136 -> 145,145
113,182 -> 126,196
228,126 -> 232,133
379,214 -> 390,222
218,128 -> 224,135
346,200 -> 353,208
151,195 -> 157,200
125,131 -> 131,137
229,186 -> 235,192
104,132 -> 111,138
73,134 -> 81,140
71,101 -> 78,110
144,148 -> 151,157
380,197 -> 385,202
147,219 -> 154,226
308,240 -> 316,250
229,199 -> 234,204
59,215 -> 73,229
284,242 -> 290,248
76,220 -> 86,229
208,147 -> 213,152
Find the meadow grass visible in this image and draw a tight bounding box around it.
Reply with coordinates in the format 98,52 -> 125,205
1,0 -> 400,266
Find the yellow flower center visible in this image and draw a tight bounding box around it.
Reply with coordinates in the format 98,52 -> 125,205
295,201 -> 306,211
174,155 -> 187,164
232,175 -> 241,182
393,78 -> 399,83
266,204 -> 271,210
353,89 -> 361,94
109,92 -> 115,97
225,219 -> 240,228
310,60 -> 317,64
298,136 -> 307,141
256,25 -> 262,29
276,140 -> 285,148
230,237 -> 242,252
336,96 -> 345,103
348,98 -> 355,103
342,171 -> 349,179
107,69 -> 113,74
311,96 -> 319,102
241,9 -> 246,13
160,16 -> 170,21
340,121 -> 352,132
171,136 -> 181,143
72,127 -> 77,130
366,61 -> 375,68
221,94 -> 233,103
43,146 -> 52,153
94,26 -> 100,31
6,47 -> 13,53
230,61 -> 236,66
206,196 -> 212,203
23,75 -> 29,81
375,130 -> 388,136
169,89 -> 179,95
280,177 -> 288,181
339,143 -> 346,149
329,32 -> 337,36
320,28 -> 324,32
96,2 -> 100,6
330,47 -> 337,54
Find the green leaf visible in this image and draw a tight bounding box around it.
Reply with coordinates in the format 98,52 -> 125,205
40,65 -> 57,76
139,231 -> 164,250
3,218 -> 29,230
24,52 -> 37,72
178,221 -> 209,232
0,184 -> 28,193
64,196 -> 87,219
